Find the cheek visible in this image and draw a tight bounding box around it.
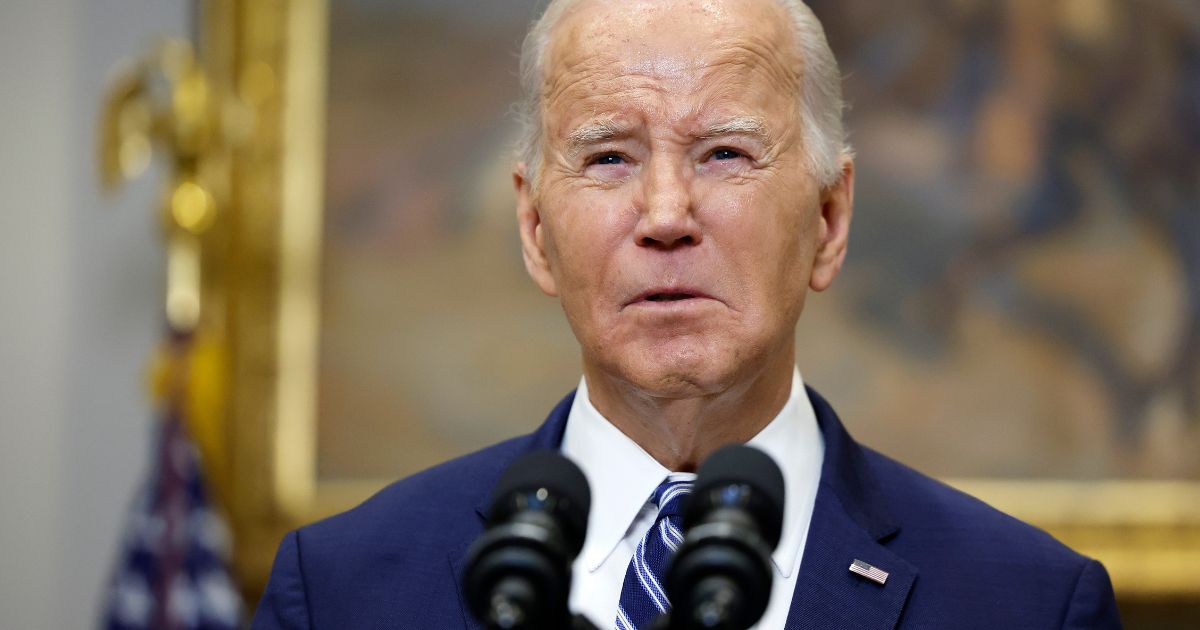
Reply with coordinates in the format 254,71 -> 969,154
706,183 -> 798,253
543,191 -> 635,308
701,184 -> 816,311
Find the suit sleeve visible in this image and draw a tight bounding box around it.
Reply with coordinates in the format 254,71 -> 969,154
1061,559 -> 1122,629
252,530 -> 312,630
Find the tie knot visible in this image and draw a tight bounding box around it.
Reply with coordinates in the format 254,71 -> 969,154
652,478 -> 694,520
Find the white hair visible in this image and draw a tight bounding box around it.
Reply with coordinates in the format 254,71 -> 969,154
516,0 -> 850,189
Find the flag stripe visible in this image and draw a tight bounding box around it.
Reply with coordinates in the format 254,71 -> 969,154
849,559 -> 889,585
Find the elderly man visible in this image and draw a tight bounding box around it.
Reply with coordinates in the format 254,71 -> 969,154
254,0 -> 1122,628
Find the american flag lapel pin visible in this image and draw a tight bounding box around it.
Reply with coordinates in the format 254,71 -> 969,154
849,558 -> 889,585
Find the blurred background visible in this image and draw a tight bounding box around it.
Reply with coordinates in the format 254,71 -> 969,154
1,0 -> 1197,627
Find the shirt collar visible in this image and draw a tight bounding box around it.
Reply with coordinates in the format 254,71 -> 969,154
561,368 -> 824,577
562,376 -> 671,571
746,368 -> 823,578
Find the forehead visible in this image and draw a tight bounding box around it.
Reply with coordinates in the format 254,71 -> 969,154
542,0 -> 801,129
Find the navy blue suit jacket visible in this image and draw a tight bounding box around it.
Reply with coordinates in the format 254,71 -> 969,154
253,388 -> 1121,629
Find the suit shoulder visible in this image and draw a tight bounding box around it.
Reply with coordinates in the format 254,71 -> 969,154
861,446 -> 1090,569
296,434 -> 532,549
258,436 -> 538,627
854,448 -> 1121,626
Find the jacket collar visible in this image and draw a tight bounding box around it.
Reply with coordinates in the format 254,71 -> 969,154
454,388 -> 916,629
783,386 -> 916,629
806,386 -> 898,541
469,391 -> 576,521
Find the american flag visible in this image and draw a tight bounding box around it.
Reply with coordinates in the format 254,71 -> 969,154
849,559 -> 889,585
102,338 -> 243,629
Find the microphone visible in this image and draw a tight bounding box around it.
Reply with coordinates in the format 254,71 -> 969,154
663,445 -> 785,630
462,450 -> 592,630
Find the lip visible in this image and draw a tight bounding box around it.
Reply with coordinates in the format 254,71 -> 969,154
623,286 -> 719,309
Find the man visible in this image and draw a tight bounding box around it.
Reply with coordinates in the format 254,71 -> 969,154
253,0 -> 1122,628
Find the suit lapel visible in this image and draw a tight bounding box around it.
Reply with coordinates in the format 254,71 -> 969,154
448,391 -> 577,629
783,486 -> 917,629
447,542 -> 484,630
784,388 -> 917,629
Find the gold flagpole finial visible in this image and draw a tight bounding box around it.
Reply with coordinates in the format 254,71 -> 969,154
98,38 -> 241,333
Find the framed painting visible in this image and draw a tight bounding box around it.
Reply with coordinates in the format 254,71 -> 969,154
195,0 -> 1200,609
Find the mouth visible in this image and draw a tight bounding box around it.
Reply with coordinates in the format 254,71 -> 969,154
644,292 -> 697,302
626,287 -> 717,308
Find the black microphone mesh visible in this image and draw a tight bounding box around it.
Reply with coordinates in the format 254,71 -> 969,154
489,450 -> 591,549
689,444 -> 785,546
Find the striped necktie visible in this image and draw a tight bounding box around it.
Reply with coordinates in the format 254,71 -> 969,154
615,476 -> 694,630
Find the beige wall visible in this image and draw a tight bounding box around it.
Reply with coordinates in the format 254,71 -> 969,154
0,1 -> 186,627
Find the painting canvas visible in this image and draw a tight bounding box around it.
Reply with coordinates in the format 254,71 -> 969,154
315,0 -> 1200,487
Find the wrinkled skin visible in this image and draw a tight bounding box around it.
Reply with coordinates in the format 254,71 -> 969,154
515,0 -> 854,469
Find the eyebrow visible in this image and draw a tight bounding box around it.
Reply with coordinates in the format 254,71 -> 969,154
699,116 -> 771,143
565,118 -> 635,158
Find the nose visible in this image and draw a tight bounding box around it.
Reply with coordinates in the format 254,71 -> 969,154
634,154 -> 702,250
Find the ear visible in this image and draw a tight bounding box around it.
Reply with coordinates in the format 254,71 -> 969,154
514,163 -> 559,297
809,156 -> 855,292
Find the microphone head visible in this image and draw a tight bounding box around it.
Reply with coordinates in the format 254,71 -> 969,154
488,449 -> 591,556
684,444 -> 785,549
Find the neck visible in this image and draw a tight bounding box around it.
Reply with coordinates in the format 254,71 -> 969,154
582,349 -> 795,472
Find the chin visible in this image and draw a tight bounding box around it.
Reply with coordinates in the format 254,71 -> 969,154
618,341 -> 743,399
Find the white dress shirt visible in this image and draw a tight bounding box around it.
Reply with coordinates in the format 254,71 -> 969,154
561,368 -> 825,629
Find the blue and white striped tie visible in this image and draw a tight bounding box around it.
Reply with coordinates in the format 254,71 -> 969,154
615,476 -> 694,630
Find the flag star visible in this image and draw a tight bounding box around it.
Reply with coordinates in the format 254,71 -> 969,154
112,571 -> 153,625
199,570 -> 244,624
190,507 -> 232,554
169,575 -> 200,626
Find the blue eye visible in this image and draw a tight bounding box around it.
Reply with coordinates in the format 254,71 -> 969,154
712,149 -> 742,161
592,154 -> 625,165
